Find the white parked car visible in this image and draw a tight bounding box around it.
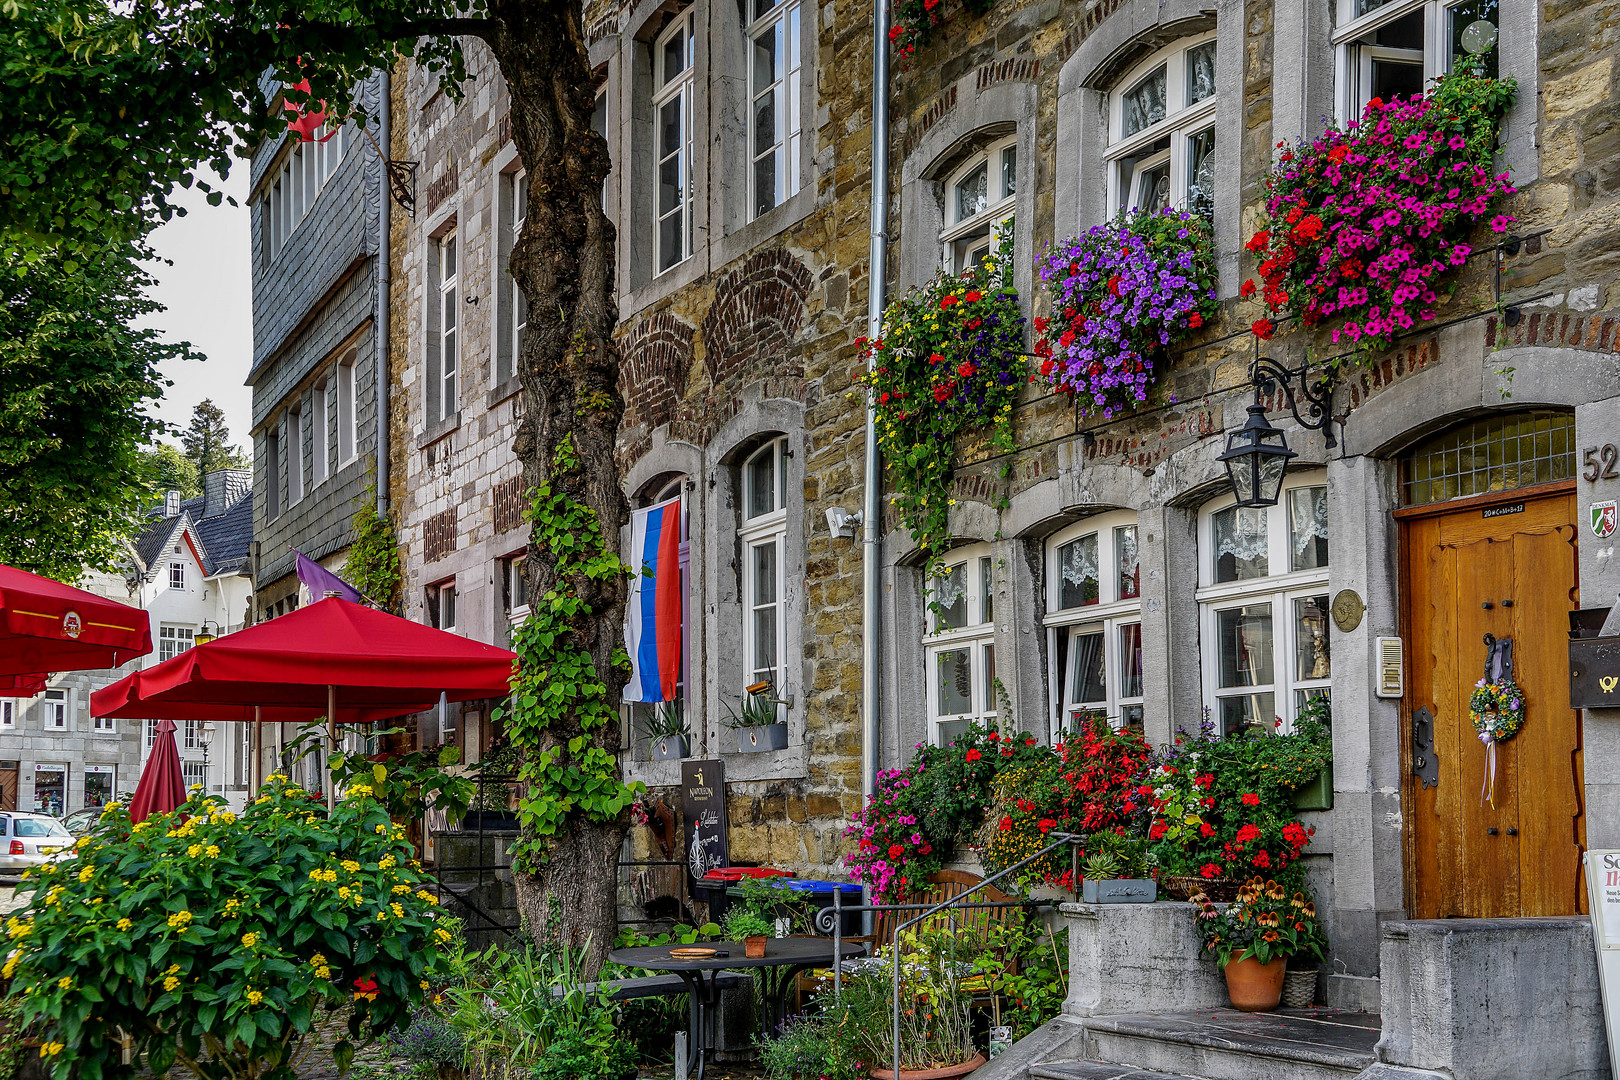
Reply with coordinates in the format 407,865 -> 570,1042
0,812 -> 74,874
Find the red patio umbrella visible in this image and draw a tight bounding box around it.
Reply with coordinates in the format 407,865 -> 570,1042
129,719 -> 187,823
92,597 -> 518,807
0,564 -> 151,676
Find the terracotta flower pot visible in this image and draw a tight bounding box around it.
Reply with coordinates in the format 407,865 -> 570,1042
744,935 -> 768,958
868,1053 -> 988,1080
1223,952 -> 1287,1012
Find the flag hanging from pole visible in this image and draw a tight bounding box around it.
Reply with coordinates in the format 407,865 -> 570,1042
624,496 -> 683,703
292,549 -> 362,605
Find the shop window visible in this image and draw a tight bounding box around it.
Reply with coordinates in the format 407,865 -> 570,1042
741,440 -> 788,702
1198,473 -> 1331,735
1333,0 -> 1500,121
1106,35 -> 1217,216
747,0 -> 802,218
925,542 -> 998,745
84,765 -> 115,808
1044,511 -> 1143,737
1402,410 -> 1574,507
940,135 -> 1016,273
32,764 -> 65,816
654,12 -> 697,273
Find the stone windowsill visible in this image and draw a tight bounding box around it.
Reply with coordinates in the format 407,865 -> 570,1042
486,377 -> 524,409
414,410 -> 461,450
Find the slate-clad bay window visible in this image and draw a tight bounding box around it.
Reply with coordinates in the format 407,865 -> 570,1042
1198,474 -> 1330,735
1106,35 -> 1217,215
940,135 -> 1016,273
1044,511 -> 1142,737
263,121 -> 347,264
924,542 -> 998,745
747,0 -> 802,218
654,12 -> 696,274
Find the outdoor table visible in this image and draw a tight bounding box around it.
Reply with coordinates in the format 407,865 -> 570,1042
608,937 -> 865,1080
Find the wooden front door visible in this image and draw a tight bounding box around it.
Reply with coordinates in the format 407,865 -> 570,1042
0,762 -> 16,812
1400,483 -> 1586,918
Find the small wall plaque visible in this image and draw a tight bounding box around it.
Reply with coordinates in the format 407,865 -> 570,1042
1332,589 -> 1366,633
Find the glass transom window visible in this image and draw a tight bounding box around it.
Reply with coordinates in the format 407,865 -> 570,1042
1402,411 -> 1574,507
1198,474 -> 1330,736
1044,511 -> 1143,738
1106,35 -> 1218,216
940,135 -> 1016,274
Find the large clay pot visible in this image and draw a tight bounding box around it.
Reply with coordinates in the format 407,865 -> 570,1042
1223,952 -> 1287,1012
868,1053 -> 988,1080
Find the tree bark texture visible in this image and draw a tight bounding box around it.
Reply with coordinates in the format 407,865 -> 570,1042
482,0 -> 627,973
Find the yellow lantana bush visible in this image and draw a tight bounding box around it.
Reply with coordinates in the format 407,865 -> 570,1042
3,774 -> 453,1080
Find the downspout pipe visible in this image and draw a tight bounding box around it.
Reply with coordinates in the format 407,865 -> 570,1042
374,65 -> 392,518
861,0 -> 890,802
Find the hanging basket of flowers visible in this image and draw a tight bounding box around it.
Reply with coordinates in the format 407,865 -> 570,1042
1243,59 -> 1518,353
858,239 -> 1025,555
1035,207 -> 1219,421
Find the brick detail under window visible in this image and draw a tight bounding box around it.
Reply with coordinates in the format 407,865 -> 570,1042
701,249 -> 813,388
424,507 -> 457,564
493,475 -> 526,536
620,313 -> 694,435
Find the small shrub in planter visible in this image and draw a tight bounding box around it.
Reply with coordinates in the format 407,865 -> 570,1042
723,909 -> 775,957
757,1010 -> 867,1080
724,687 -> 788,753
637,699 -> 689,762
1190,877 -> 1327,1012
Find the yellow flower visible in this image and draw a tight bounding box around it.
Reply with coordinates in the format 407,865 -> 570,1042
77,866 -> 94,883
162,975 -> 180,992
340,860 -> 361,873
186,843 -> 203,858
44,886 -> 64,906
245,989 -> 264,1005
315,965 -> 332,979
338,887 -> 352,901
224,898 -> 241,914
390,903 -> 404,918
100,802 -> 120,817
211,811 -> 236,825
57,976 -> 72,990
392,884 -> 412,895
2,955 -> 17,980
419,980 -> 431,990
241,932 -> 258,949
39,1043 -> 63,1058
205,844 -> 220,858
374,824 -> 387,835
378,855 -> 396,870
416,890 -> 439,906
165,964 -> 181,975
309,953 -> 327,966
166,911 -> 193,931
434,928 -> 453,944
116,918 -> 132,932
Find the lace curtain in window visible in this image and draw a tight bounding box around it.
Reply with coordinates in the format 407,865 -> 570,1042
1289,486 -> 1329,570
1058,535 -> 1100,608
1213,506 -> 1269,571
1121,67 -> 1167,137
1186,41 -> 1216,104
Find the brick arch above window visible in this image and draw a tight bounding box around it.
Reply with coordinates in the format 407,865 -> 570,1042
619,312 -> 695,435
700,248 -> 814,387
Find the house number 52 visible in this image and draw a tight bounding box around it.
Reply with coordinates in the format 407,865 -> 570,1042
1584,445 -> 1620,481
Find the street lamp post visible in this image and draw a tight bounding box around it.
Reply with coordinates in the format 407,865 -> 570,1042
199,722 -> 216,796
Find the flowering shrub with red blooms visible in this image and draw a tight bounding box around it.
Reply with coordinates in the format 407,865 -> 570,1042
1035,207 -> 1218,420
858,241 -> 1025,559
1244,61 -> 1517,353
887,0 -> 996,64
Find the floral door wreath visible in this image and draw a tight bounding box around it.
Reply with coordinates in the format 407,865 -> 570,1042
1469,635 -> 1523,807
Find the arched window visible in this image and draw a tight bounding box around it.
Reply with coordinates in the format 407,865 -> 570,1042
1043,511 -> 1142,736
741,438 -> 788,698
1401,411 -> 1574,507
654,11 -> 696,274
1106,34 -> 1217,216
1197,471 -> 1330,735
923,542 -> 998,744
940,135 -> 1017,273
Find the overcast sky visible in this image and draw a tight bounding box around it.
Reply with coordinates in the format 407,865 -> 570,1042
138,163 -> 255,450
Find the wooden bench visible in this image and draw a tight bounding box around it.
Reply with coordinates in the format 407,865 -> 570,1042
869,869 -> 1025,950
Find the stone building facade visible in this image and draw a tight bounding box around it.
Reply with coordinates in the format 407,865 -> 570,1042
380,0 -> 1620,1014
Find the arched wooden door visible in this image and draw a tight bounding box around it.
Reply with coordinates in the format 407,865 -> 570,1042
1397,413 -> 1586,919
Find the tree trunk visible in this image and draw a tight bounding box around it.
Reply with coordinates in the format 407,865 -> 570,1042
484,0 -> 627,973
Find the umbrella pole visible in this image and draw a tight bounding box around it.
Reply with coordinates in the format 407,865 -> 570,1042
253,706 -> 262,795
327,684 -> 337,812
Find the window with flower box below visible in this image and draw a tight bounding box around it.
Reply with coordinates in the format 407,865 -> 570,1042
1106,35 -> 1218,216
1043,511 -> 1142,740
1198,473 -> 1331,736
924,543 -> 998,746
741,440 -> 788,712
1333,0 -> 1500,121
940,136 -> 1016,274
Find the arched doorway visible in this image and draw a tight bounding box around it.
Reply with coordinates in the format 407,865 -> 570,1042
1396,411 -> 1586,918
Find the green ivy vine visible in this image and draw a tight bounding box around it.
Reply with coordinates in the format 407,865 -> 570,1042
492,437 -> 642,869
343,468 -> 404,611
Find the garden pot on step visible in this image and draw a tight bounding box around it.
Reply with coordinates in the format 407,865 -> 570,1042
744,935 -> 768,958
868,1053 -> 987,1080
1223,952 -> 1287,1012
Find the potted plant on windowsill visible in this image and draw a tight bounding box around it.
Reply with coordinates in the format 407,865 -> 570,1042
1191,877 -> 1327,1012
1078,832 -> 1158,904
639,699 -> 690,762
724,682 -> 789,754
1287,696 -> 1334,812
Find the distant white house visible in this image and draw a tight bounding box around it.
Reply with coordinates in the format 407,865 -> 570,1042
0,469 -> 256,816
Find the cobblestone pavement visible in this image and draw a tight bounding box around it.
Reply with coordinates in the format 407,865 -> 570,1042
0,884 -> 28,917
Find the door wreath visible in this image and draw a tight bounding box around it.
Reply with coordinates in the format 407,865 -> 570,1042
1469,635 -> 1523,808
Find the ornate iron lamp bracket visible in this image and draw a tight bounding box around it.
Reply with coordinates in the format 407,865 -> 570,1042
1250,349 -> 1339,450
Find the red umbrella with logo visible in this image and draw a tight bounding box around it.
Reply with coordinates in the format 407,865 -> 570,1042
0,564 -> 151,676
129,719 -> 188,823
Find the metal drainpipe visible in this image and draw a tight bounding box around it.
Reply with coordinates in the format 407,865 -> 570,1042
374,66 -> 392,518
861,0 -> 890,802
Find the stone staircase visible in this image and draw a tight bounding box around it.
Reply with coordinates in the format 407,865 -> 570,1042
1023,1009 -> 1380,1080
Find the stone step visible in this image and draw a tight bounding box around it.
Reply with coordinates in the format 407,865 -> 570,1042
1082,1008 -> 1380,1080
1031,1062 -> 1204,1080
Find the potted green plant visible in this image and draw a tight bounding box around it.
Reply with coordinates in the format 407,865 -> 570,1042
1078,832 -> 1157,904
1289,696 -> 1334,812
638,699 -> 689,761
723,682 -> 789,753
1190,877 -> 1327,1012
839,932 -> 984,1080
723,908 -> 775,958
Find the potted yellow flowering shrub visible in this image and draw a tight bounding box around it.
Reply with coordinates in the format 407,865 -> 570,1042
3,773 -> 454,1080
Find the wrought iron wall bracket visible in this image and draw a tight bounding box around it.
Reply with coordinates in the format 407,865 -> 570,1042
1250,350 -> 1339,450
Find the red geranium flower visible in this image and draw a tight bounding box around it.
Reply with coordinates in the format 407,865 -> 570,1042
1240,279 -> 1257,297
888,844 -> 905,859
964,290 -> 982,302
1241,793 -> 1260,806
940,295 -> 958,309
1251,318 -> 1275,340
1199,863 -> 1223,879
965,748 -> 982,762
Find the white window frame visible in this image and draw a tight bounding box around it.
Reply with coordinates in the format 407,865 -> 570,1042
264,121 -> 347,262
1197,471 -> 1331,736
145,719 -> 160,753
922,542 -> 1000,744
83,764 -> 116,806
747,0 -> 803,220
740,439 -> 788,703
653,12 -> 696,275
503,553 -> 531,622
313,382 -> 330,486
337,354 -> 357,465
93,705 -> 115,733
1332,0 -> 1488,122
1105,33 -> 1219,217
183,719 -> 198,751
511,170 -> 528,379
0,699 -> 13,728
430,580 -> 458,633
940,135 -> 1017,274
158,624 -> 195,663
1042,511 -> 1143,738
41,688 -> 67,730
439,232 -> 459,418
169,561 -> 185,590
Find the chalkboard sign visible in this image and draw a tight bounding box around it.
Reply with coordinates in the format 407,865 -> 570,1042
682,759 -> 729,883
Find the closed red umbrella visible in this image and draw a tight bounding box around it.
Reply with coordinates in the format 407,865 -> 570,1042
0,564 -> 151,676
129,719 -> 187,823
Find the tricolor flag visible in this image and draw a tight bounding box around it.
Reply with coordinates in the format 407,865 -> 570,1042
625,496 -> 684,703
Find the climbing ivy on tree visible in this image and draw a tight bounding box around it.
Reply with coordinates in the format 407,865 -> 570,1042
343,472 -> 404,612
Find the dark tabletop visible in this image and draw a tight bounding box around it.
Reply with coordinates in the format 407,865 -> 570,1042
609,937 -> 866,971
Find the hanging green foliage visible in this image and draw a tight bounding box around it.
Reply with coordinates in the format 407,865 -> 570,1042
343,471 -> 404,612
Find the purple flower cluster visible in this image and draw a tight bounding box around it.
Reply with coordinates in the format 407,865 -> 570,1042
1035,208 -> 1218,420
